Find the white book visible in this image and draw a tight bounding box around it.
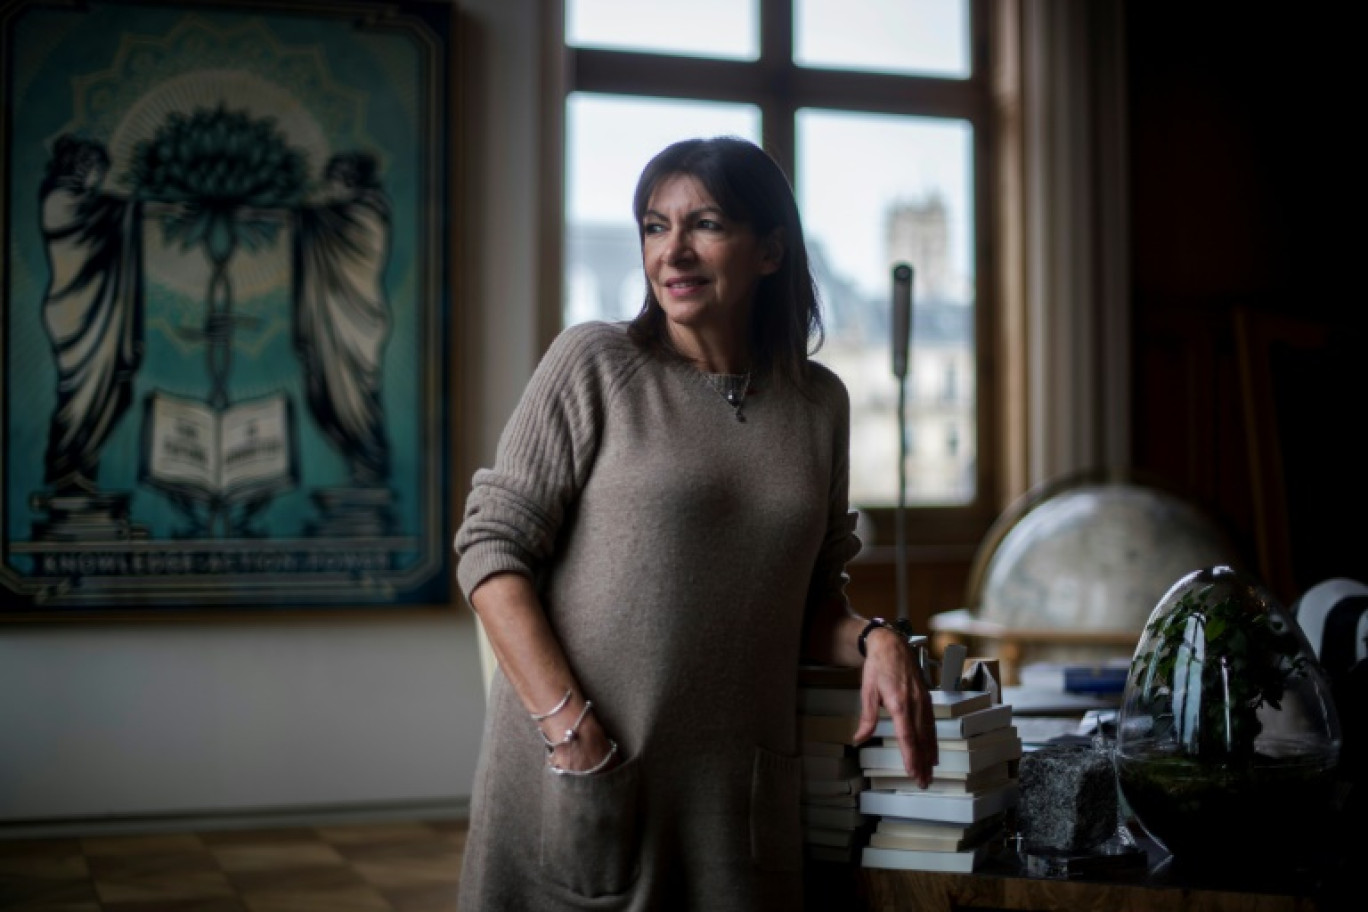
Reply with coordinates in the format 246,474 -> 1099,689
860,780 -> 1019,824
874,703 -> 1015,741
864,764 -> 984,782
928,690 -> 994,719
860,734 -> 1022,775
800,688 -> 992,719
876,811 -> 1006,842
935,725 -> 1020,753
866,761 -> 1012,795
869,725 -> 1019,754
862,843 -> 990,873
869,825 -> 1002,853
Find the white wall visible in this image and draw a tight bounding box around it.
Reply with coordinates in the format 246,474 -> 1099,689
0,617 -> 485,822
0,0 -> 547,831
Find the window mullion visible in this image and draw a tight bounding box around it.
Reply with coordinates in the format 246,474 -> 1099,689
759,0 -> 792,65
789,69 -> 988,121
570,48 -> 768,103
755,0 -> 794,197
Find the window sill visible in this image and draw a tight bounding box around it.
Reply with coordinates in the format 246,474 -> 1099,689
852,543 -> 977,565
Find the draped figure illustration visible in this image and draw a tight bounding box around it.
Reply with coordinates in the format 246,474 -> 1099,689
39,135 -> 144,494
293,152 -> 393,488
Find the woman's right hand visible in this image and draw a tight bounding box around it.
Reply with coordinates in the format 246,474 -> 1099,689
542,702 -> 620,774
468,573 -> 620,773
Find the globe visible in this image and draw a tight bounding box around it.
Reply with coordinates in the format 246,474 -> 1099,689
973,477 -> 1242,643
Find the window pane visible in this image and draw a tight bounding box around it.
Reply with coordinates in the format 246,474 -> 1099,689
797,109 -> 975,507
794,0 -> 969,78
564,94 -> 761,327
566,0 -> 758,61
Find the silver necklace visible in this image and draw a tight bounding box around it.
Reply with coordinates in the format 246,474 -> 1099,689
703,371 -> 751,422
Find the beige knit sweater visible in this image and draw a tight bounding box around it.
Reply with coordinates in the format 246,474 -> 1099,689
454,321 -> 859,911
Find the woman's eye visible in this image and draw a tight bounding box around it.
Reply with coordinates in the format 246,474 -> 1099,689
697,219 -> 722,231
643,223 -> 666,235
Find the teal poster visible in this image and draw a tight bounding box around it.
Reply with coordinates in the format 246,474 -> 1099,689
1,0 -> 453,612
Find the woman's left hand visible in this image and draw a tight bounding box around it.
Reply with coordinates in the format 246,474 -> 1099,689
850,628 -> 938,787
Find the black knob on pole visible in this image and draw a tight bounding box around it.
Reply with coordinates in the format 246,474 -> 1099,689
892,263 -> 914,379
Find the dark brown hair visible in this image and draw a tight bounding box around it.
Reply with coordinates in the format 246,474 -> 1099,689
627,136 -> 824,386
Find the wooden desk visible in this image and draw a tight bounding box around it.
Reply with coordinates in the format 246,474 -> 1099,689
860,867 -> 1318,912
853,841 -> 1332,912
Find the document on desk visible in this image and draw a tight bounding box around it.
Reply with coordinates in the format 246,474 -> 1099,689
1013,716 -> 1089,750
1003,686 -> 1119,715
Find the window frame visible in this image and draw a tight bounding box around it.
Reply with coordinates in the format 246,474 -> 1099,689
555,0 -> 1000,559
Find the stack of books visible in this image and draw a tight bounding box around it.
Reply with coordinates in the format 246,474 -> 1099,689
857,690 -> 1021,873
797,666 -> 871,863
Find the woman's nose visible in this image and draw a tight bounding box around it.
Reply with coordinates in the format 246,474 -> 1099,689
663,233 -> 695,264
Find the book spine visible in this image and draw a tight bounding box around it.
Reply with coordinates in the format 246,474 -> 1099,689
859,782 -> 1018,824
861,746 -> 990,773
861,845 -> 982,873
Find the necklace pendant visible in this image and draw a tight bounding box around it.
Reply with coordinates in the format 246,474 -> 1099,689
704,370 -> 751,423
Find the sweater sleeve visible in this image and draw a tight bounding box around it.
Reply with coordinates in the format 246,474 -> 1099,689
806,366 -> 862,610
453,323 -> 630,602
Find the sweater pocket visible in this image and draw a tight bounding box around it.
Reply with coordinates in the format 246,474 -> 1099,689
750,746 -> 803,872
539,753 -> 642,897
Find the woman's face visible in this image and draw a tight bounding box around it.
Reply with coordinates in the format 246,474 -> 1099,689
642,173 -> 780,345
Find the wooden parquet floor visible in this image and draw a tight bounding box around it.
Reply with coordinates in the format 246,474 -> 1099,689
0,819 -> 467,912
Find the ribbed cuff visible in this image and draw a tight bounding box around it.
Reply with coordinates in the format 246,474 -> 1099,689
455,541 -> 534,602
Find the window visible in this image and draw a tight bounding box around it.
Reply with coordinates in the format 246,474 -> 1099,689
561,0 -> 996,552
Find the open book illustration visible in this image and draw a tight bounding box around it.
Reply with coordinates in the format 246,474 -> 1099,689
141,391 -> 297,504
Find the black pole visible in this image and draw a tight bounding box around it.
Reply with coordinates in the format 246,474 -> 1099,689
891,263 -> 914,624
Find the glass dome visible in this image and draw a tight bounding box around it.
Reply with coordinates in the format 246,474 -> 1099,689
1115,565 -> 1342,869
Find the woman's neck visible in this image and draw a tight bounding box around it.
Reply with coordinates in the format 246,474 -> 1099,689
666,323 -> 749,375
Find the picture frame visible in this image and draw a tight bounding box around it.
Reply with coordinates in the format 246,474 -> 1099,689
1,0 -> 456,616
1234,306 -> 1362,609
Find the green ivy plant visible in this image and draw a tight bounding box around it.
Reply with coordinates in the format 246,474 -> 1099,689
1133,582 -> 1308,764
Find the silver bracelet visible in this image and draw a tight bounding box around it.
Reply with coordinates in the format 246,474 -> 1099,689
550,739 -> 618,776
530,688 -> 572,722
540,699 -> 594,752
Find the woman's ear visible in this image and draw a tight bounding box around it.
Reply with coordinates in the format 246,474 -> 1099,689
759,228 -> 785,276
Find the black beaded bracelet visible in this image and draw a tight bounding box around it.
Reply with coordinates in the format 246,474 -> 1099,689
857,616 -> 926,658
857,617 -> 892,658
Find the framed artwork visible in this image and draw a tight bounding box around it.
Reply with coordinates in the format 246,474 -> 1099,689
1235,307 -> 1364,608
0,0 -> 455,615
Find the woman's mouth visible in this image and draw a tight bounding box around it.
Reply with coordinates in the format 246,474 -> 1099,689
665,277 -> 708,293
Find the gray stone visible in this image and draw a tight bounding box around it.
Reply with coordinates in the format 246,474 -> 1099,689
1017,742 -> 1118,851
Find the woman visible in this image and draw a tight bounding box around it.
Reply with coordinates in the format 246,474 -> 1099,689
453,136 -> 937,911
